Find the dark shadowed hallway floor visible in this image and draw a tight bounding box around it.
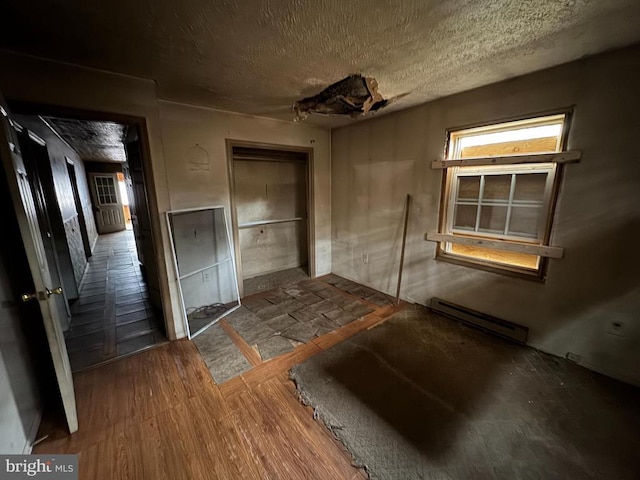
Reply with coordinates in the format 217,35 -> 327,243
64,230 -> 166,372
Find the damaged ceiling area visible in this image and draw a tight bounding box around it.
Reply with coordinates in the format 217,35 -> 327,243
1,1 -> 640,127
293,74 -> 390,122
44,117 -> 128,162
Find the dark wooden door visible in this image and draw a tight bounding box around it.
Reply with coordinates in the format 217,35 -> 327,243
124,137 -> 161,310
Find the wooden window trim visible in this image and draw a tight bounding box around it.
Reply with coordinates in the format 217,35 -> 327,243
431,150 -> 580,169
425,233 -> 563,258
431,111 -> 573,279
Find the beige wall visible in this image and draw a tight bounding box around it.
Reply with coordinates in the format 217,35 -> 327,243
158,100 -> 332,283
2,46 -> 638,384
0,51 -> 331,340
331,45 -> 640,385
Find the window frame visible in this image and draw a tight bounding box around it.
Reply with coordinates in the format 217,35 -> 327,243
94,175 -> 120,206
435,110 -> 572,280
447,163 -> 557,244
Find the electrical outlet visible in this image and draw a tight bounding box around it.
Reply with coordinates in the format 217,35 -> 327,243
607,321 -> 624,337
202,272 -> 210,282
362,253 -> 369,264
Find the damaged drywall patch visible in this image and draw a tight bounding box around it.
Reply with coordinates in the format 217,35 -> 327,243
293,74 -> 389,122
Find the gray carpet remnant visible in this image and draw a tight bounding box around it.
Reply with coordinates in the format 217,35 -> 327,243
290,305 -> 640,480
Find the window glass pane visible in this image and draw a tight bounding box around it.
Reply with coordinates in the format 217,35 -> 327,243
482,175 -> 511,201
514,173 -> 547,203
508,206 -> 541,237
453,204 -> 477,230
458,176 -> 480,200
96,176 -> 119,205
479,205 -> 508,233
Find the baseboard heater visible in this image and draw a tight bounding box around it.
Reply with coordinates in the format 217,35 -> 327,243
428,297 -> 528,344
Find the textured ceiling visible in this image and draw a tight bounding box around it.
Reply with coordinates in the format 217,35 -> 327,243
2,1 -> 640,127
45,117 -> 127,162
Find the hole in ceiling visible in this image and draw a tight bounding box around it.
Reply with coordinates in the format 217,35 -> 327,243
293,74 -> 389,122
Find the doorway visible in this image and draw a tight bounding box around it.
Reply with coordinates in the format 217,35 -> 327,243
228,143 -> 314,296
89,172 -> 127,234
9,105 -> 168,373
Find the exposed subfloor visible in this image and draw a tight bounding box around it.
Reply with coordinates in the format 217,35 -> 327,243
64,230 -> 166,372
242,265 -> 309,296
291,304 -> 640,480
193,273 -> 395,384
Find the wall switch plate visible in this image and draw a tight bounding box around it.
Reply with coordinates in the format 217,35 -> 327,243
202,272 -> 210,282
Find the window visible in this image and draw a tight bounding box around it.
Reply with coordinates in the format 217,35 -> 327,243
94,175 -> 119,205
431,113 -> 574,277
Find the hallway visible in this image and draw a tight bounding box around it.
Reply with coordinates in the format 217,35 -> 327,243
64,230 -> 165,372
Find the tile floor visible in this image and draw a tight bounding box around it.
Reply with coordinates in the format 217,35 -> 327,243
193,272 -> 394,383
242,266 -> 309,296
65,231 -> 165,372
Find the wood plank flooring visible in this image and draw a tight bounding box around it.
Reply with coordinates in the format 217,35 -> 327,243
35,277 -> 405,479
65,230 -> 165,372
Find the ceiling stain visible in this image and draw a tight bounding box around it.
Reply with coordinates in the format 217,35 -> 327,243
44,117 -> 127,162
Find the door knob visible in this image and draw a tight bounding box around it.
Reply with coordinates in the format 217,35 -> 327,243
46,287 -> 64,297
21,292 -> 39,302
21,286 -> 63,302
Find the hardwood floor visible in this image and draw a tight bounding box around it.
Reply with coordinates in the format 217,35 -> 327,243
35,281 -> 404,479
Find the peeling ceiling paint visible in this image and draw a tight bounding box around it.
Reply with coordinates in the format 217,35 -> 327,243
45,117 -> 127,162
2,1 -> 640,127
